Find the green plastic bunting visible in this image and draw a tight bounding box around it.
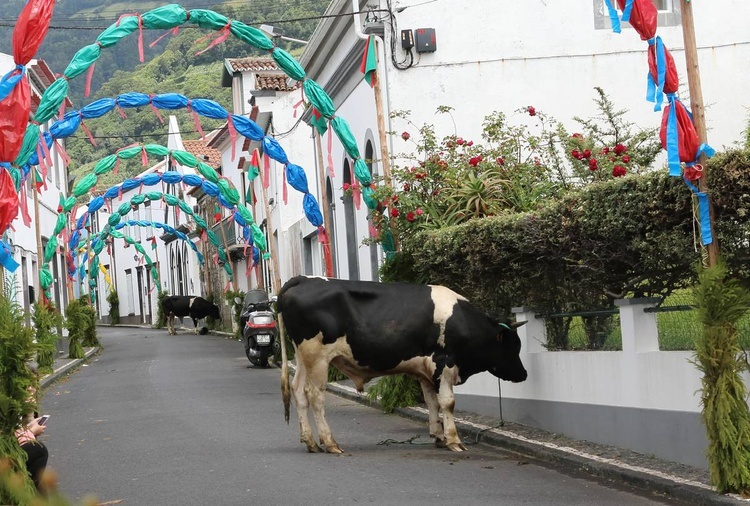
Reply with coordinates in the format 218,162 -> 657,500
229,21 -> 274,51
73,173 -> 98,197
353,158 -> 372,186
108,213 -> 121,227
196,162 -> 219,183
177,200 -> 192,214
303,80 -> 335,118
39,268 -> 53,292
134,243 -> 146,255
141,5 -> 187,30
94,155 -> 118,175
125,236 -> 136,245
164,194 -> 180,207
207,230 -> 220,247
131,194 -> 146,206
54,214 -> 67,236
96,16 -> 139,47
43,236 -> 57,263
64,44 -> 101,79
187,9 -> 228,30
146,191 -> 162,201
172,150 -> 198,167
217,179 -> 239,206
13,123 -> 40,168
145,144 -> 170,157
117,146 -> 142,160
331,117 -> 361,158
34,77 -> 69,123
118,202 -> 131,216
271,47 -> 306,81
251,223 -> 266,250
194,216 -> 208,230
63,196 -> 76,213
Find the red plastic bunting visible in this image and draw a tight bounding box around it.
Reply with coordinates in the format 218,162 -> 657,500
660,101 -> 700,163
0,169 -> 19,233
616,0 -> 657,40
647,43 -> 678,94
0,75 -> 30,162
12,0 -> 55,64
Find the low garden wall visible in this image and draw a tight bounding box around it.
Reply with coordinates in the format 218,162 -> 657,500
454,298 -> 750,468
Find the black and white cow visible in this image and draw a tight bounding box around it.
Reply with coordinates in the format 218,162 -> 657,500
161,295 -> 221,335
277,276 -> 527,454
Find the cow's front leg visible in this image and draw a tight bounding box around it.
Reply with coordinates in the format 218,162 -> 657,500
292,354 -> 322,453
306,359 -> 343,454
193,317 -> 199,334
167,315 -> 174,335
438,366 -> 466,452
419,379 -> 445,446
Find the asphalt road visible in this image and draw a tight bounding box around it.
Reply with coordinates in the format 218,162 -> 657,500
39,326 -> 677,505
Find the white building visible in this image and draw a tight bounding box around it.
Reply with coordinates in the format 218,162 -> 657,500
0,54 -> 72,321
215,0 -> 750,468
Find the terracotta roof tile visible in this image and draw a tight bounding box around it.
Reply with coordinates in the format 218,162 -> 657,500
181,140 -> 222,170
226,57 -> 279,72
255,73 -> 300,91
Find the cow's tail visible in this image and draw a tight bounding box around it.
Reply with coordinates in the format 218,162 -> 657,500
279,311 -> 291,424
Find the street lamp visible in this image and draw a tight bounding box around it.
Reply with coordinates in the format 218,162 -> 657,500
259,24 -> 308,45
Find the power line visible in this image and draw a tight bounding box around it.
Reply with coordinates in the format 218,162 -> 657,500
0,9 -> 388,31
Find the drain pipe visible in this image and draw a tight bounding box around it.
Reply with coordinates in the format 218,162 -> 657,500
351,0 -> 394,187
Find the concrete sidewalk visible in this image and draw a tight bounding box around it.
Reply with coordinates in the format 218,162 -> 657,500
56,326 -> 746,505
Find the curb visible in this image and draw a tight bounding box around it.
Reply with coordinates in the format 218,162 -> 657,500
40,347 -> 99,390
327,381 -> 745,505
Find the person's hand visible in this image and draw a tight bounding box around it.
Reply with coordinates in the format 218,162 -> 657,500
29,418 -> 46,436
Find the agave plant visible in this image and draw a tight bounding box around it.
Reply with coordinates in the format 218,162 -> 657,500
442,172 -> 507,223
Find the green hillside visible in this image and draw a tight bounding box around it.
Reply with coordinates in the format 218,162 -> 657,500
0,0 -> 330,186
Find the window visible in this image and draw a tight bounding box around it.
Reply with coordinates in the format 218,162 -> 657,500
145,200 -> 152,224
594,0 -> 679,30
653,0 -> 672,12
134,208 -> 142,241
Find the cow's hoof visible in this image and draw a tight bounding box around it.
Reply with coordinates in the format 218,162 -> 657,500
325,444 -> 344,454
304,442 -> 324,453
434,438 -> 447,448
447,442 -> 468,452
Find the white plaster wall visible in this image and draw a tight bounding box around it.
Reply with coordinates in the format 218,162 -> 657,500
385,0 -> 750,158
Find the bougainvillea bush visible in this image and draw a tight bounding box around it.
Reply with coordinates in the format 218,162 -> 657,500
366,89 -> 663,250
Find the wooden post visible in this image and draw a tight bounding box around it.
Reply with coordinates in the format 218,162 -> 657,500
314,131 -> 335,277
680,0 -> 719,267
216,205 -> 238,291
32,185 -> 46,305
371,39 -> 400,251
259,169 -> 282,295
371,38 -> 392,187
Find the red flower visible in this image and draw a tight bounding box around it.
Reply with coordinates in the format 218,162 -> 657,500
466,140 -> 474,147
612,165 -> 626,177
403,183 -> 411,191
583,149 -> 591,159
469,155 -> 483,167
456,137 -> 465,146
416,208 -> 424,216
621,155 -> 631,163
343,183 -> 350,191
588,158 -> 598,171
527,106 -> 536,116
390,207 -> 400,218
571,149 -> 581,159
571,133 -> 583,139
401,131 -> 411,141
496,156 -> 505,165
601,146 -> 610,155
613,143 -> 627,155
406,211 -> 415,222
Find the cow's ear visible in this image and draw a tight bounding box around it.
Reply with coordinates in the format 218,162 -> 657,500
510,321 -> 527,329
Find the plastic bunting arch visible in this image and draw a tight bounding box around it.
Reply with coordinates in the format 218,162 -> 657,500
72,190 -> 238,294
81,219 -> 206,299
25,91 -> 325,231
604,0 -> 715,245
76,234 -> 160,304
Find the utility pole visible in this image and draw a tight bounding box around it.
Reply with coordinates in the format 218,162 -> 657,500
260,161 -> 282,295
371,38 -> 393,187
32,184 -> 46,305
314,131 -> 335,277
680,0 -> 719,267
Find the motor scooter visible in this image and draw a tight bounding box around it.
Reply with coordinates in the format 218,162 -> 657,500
237,290 -> 279,367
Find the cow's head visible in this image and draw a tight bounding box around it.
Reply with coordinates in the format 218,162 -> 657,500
209,303 -> 221,321
489,321 -> 527,383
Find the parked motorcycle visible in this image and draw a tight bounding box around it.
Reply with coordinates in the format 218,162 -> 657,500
237,290 -> 279,367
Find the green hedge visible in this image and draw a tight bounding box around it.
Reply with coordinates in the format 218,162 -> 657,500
392,149 -> 750,320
